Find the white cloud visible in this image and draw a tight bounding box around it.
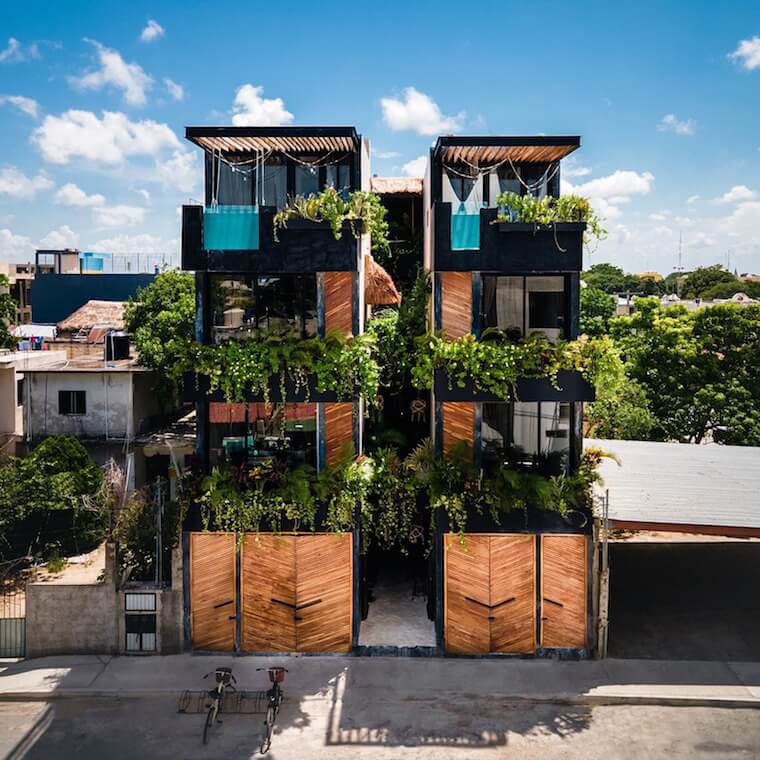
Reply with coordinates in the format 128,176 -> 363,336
154,150 -> 198,192
649,212 -> 668,222
402,155 -> 428,177
687,194 -> 700,204
92,204 -> 146,228
657,113 -> 696,135
140,20 -> 165,43
164,78 -> 184,101
0,38 -> 40,64
374,150 -> 401,160
0,95 -> 39,118
563,169 -> 654,220
132,188 -> 151,203
728,36 -> 760,71
71,39 -> 153,106
714,185 -> 756,204
0,167 -> 53,199
231,84 -> 293,126
38,224 -> 80,249
55,182 -> 105,207
89,232 -> 176,254
33,109 -> 181,164
0,228 -> 34,261
563,158 -> 592,178
381,87 -> 464,135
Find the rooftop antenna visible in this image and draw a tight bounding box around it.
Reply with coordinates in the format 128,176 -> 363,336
674,231 -> 684,273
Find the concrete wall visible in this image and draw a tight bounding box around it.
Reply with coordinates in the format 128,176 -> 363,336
28,371 -> 134,439
26,545 -> 120,658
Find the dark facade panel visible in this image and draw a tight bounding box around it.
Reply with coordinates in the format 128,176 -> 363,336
437,506 -> 592,535
434,369 -> 595,403
182,371 -> 340,403
31,273 -> 155,325
182,206 -> 359,273
433,204 -> 584,273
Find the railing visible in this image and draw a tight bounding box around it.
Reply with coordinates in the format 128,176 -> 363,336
204,205 -> 260,251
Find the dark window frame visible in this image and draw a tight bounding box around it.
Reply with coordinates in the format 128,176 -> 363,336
58,390 -> 86,416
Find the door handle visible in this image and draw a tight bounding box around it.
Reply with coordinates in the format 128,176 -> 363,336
296,598 -> 322,611
464,596 -> 490,609
543,597 -> 564,608
214,600 -> 234,609
271,597 -> 297,610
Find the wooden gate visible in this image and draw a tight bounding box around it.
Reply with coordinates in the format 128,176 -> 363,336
444,534 -> 536,654
241,533 -> 352,652
540,534 -> 588,648
190,533 -> 236,651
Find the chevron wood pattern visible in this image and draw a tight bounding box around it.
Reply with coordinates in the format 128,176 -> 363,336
324,402 -> 354,465
490,535 -> 536,653
324,271 -> 353,336
241,534 -> 297,652
440,271 -> 472,338
444,535 -> 490,654
295,534 -> 353,652
190,533 -> 236,651
441,402 -> 474,454
540,534 -> 588,648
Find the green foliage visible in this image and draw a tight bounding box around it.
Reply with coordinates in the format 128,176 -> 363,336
273,187 -> 390,255
411,332 -> 623,401
0,436 -> 105,560
580,286 -> 616,337
0,273 -> 16,349
701,279 -> 760,300
581,263 -> 668,296
494,192 -> 606,244
586,376 -> 657,440
680,265 -> 736,299
124,270 -> 196,405
192,331 -> 380,406
609,299 -> 760,444
46,553 -> 67,574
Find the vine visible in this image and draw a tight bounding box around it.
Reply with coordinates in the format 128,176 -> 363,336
411,332 -> 623,401
273,187 -> 390,254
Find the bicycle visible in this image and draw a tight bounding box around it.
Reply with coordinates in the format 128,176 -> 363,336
257,666 -> 287,754
202,667 -> 236,745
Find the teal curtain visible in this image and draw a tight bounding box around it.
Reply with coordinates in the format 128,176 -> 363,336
450,201 -> 481,250
204,205 -> 260,250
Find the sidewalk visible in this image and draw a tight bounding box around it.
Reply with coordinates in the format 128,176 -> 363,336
1,654 -> 758,708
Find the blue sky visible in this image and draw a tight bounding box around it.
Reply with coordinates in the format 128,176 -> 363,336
1,0 -> 760,273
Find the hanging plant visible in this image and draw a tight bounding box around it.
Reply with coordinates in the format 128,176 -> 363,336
273,187 -> 390,254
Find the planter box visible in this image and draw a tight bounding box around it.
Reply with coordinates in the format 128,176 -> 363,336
182,370 -> 342,403
434,203 -> 585,273
182,205 -> 359,273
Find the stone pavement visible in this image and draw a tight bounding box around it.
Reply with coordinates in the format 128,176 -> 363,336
0,654 -> 758,708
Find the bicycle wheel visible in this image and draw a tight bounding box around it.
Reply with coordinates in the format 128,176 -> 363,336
203,705 -> 215,745
260,705 -> 275,754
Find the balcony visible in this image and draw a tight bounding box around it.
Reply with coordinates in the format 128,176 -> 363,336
433,202 -> 585,273
182,205 -> 360,273
182,370 -> 341,403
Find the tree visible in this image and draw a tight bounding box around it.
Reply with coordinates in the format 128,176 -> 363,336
586,376 -> 657,440
0,274 -> 16,349
700,279 -> 760,300
580,286 -> 616,337
582,263 -> 630,293
680,265 -> 736,298
124,270 -> 196,405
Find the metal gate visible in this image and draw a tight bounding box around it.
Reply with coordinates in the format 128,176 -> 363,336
0,559 -> 27,658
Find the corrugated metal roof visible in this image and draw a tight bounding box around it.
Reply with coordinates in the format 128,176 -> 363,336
586,438 -> 760,530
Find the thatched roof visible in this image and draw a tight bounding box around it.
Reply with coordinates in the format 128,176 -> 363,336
371,176 -> 423,195
57,300 -> 126,333
364,255 -> 401,306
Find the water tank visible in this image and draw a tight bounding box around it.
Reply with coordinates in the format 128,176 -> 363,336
105,331 -> 131,361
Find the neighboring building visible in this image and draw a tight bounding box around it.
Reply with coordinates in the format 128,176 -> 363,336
423,135 -> 594,656
53,299 -> 127,359
0,348 -> 68,458
181,126 -> 369,653
0,260 -> 36,325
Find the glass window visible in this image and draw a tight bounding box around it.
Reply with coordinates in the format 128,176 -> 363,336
58,390 -> 86,415
209,403 -> 317,470
216,162 -> 252,205
295,164 -> 320,197
210,274 -> 317,342
481,402 -> 570,475
325,164 -> 352,196
481,275 -> 566,342
257,163 -> 287,208
488,165 -> 521,206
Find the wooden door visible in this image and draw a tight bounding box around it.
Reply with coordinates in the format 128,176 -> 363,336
439,272 -> 472,338
324,402 -> 354,466
241,535 -> 297,652
190,533 -> 236,651
295,534 -> 353,653
489,535 -> 536,653
540,534 -> 588,648
441,402 -> 475,455
324,272 -> 353,336
444,535 -> 491,653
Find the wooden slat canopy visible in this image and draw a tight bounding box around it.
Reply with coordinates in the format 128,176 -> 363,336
435,136 -> 580,165
186,126 -> 360,155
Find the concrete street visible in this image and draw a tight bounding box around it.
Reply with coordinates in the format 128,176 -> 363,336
2,696 -> 759,759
